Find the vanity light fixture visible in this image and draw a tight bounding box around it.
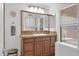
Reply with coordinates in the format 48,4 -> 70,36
28,5 -> 45,13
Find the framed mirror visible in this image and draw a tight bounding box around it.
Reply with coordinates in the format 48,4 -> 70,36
21,10 -> 56,34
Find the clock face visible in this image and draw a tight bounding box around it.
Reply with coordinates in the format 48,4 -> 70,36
10,11 -> 16,17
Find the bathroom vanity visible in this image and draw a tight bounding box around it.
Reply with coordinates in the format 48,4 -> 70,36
21,33 -> 56,56
20,10 -> 56,56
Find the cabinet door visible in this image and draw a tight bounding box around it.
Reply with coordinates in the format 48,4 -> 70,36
51,36 -> 56,47
23,38 -> 34,56
42,37 -> 50,56
50,36 -> 56,55
50,47 -> 55,56
35,38 -> 43,56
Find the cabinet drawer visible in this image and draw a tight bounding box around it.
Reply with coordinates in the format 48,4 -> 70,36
23,38 -> 34,43
51,36 -> 56,39
42,37 -> 49,41
35,37 -> 43,41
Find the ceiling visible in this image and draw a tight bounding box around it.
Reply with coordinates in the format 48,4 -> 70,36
24,3 -> 62,9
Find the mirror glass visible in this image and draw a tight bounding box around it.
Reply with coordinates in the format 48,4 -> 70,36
21,11 -> 56,32
22,12 -> 35,31
43,15 -> 49,31
49,15 -> 56,31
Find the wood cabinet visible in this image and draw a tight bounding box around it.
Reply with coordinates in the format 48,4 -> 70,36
50,36 -> 56,55
42,37 -> 50,56
35,37 -> 50,56
21,35 -> 56,56
22,38 -> 34,56
35,38 -> 43,56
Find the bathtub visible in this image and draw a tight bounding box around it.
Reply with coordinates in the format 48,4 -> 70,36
55,42 -> 78,56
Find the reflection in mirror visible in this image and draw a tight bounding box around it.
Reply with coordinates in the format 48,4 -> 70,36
22,12 -> 35,31
49,15 -> 56,31
43,15 -> 49,31
60,5 -> 78,46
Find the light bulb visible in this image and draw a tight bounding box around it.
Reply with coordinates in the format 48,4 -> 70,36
34,7 -> 38,12
30,7 -> 33,12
